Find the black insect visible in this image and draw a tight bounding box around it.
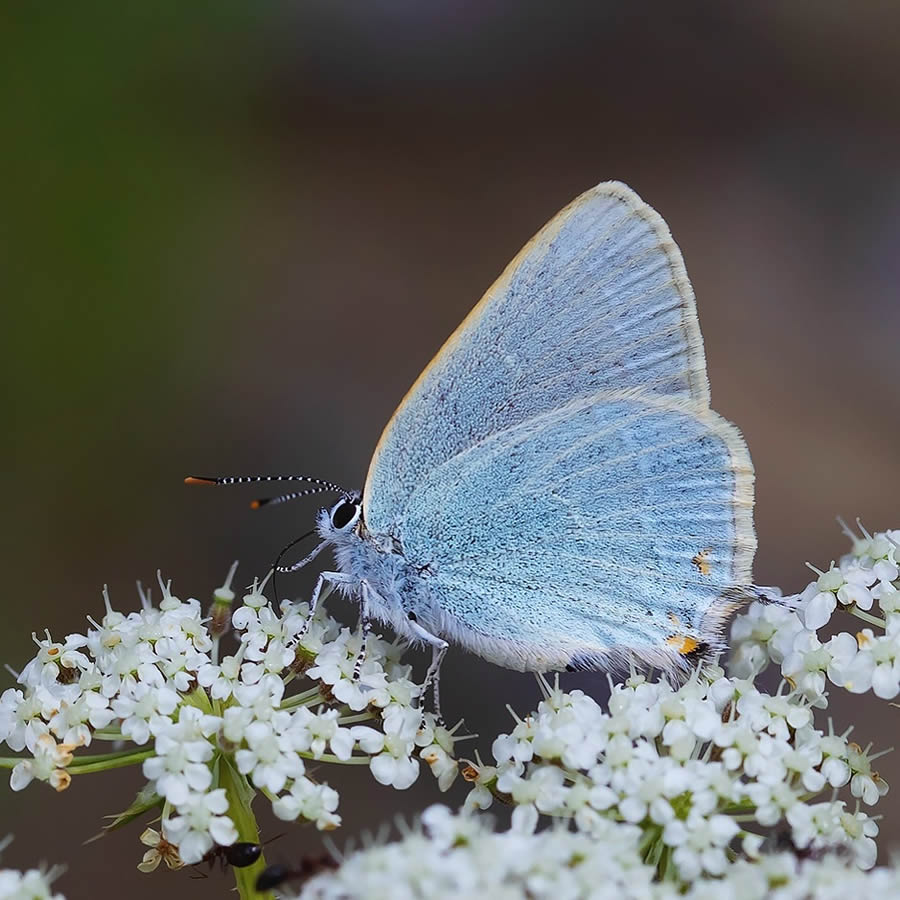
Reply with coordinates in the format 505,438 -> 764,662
197,841 -> 263,873
193,834 -> 285,877
255,854 -> 338,891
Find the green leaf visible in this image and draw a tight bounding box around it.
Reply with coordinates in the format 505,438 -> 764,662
86,782 -> 163,843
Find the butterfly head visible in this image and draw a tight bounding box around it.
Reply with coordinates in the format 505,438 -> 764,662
184,472 -> 366,561
318,491 -> 363,539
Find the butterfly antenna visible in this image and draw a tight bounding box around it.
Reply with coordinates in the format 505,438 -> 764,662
251,487 -> 339,509
272,527 -> 318,606
185,474 -> 346,508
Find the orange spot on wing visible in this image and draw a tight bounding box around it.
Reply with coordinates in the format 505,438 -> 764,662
692,549 -> 712,576
666,635 -> 700,655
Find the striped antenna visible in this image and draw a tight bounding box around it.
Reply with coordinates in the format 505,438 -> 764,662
185,474 -> 346,509
251,488 -> 335,509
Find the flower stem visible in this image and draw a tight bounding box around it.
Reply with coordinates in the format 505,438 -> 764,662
0,747 -> 155,772
336,712 -> 377,725
69,749 -> 155,774
218,756 -> 271,900
299,752 -> 372,765
279,686 -> 326,711
849,607 -> 887,629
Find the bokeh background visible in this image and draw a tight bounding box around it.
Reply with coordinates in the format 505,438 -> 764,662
3,3 -> 899,897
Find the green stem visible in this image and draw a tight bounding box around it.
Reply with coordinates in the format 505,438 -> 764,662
336,712 -> 376,725
69,749 -> 154,774
719,804 -> 756,815
300,752 -> 372,765
849,607 -> 887,629
0,747 -> 154,771
279,686 -> 326,711
219,756 -> 271,900
69,747 -> 151,764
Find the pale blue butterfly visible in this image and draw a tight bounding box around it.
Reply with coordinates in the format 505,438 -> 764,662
190,182 -> 757,717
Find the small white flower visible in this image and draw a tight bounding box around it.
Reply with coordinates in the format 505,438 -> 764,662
288,708 -> 352,761
801,590 -> 837,631
18,631 -> 91,692
420,742 -> 459,792
0,688 -> 42,753
417,719 -> 460,792
306,639 -> 359,692
111,681 -> 179,745
163,788 -> 238,865
840,807 -> 880,868
196,642 -> 248,701
9,733 -> 75,792
232,673 -> 285,722
234,719 -> 306,794
142,731 -> 214,805
838,580 -> 875,611
271,777 -> 340,830
869,627 -> 900,699
370,744 -> 419,790
349,725 -> 385,755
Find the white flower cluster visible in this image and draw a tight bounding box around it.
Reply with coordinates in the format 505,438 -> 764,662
0,837 -> 65,900
0,569 -> 457,864
297,805 -> 654,900
680,853 -> 900,900
283,805 -> 900,900
461,671 -> 884,882
731,525 -> 900,702
0,867 -> 65,900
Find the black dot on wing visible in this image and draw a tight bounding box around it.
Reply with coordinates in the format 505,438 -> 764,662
682,640 -> 712,663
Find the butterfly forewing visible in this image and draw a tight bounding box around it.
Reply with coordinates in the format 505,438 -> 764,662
364,182 -> 713,533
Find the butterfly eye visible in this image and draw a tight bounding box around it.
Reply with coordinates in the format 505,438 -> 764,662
330,499 -> 360,532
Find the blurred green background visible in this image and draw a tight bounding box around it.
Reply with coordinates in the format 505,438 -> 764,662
3,4 -> 900,897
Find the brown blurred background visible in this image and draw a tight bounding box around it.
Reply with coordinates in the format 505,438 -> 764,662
2,3 -> 899,896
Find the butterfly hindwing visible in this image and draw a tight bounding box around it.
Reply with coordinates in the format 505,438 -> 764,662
397,391 -> 755,672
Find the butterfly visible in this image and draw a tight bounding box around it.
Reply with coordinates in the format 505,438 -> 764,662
189,181 -> 757,718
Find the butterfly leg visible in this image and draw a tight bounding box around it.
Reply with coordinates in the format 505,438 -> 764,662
751,584 -> 785,604
353,580 -> 375,680
298,571 -> 357,637
407,618 -> 449,725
